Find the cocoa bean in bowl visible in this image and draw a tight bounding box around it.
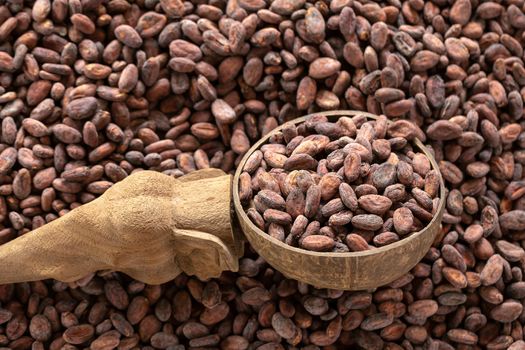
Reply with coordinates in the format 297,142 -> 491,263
233,110 -> 446,290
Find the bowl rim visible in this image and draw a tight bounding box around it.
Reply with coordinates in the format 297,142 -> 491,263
233,110 -> 446,258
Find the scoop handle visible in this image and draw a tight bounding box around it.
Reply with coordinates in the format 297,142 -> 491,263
0,169 -> 242,285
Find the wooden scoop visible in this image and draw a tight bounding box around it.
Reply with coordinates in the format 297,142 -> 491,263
0,111 -> 445,290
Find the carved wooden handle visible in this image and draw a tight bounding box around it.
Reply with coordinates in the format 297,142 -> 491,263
0,169 -> 242,285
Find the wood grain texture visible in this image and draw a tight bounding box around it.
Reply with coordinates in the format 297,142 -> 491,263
233,111 -> 446,290
0,169 -> 240,285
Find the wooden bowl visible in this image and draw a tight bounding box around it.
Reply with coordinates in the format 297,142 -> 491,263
232,111 -> 446,290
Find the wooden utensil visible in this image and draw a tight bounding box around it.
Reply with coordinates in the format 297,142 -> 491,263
0,111 -> 445,290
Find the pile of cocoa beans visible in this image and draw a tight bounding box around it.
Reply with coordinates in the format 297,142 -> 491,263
240,114 -> 442,252
0,0 -> 525,348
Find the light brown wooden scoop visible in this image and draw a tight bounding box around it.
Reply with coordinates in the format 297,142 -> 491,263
0,168 -> 242,285
0,111 -> 445,291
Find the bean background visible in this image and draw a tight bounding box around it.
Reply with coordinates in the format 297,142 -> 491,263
0,0 -> 525,348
